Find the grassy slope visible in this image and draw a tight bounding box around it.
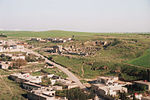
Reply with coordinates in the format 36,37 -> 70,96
0,30 -> 137,38
0,76 -> 27,100
0,30 -> 97,38
50,55 -> 99,79
49,35 -> 150,79
0,31 -> 149,99
128,49 -> 150,68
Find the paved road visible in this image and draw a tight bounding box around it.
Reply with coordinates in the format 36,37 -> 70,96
24,49 -> 86,89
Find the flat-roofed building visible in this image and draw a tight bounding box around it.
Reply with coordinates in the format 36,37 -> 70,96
0,62 -> 11,69
52,86 -> 63,91
142,96 -> 150,100
22,82 -> 42,91
91,76 -> 128,100
27,87 -> 56,100
97,76 -> 119,85
134,81 -> 150,91
9,73 -> 42,84
12,55 -> 25,60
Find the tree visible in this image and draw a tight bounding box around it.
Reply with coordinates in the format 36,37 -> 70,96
40,76 -> 51,86
56,90 -> 66,97
66,88 -> 87,100
119,92 -> 129,100
12,59 -> 27,68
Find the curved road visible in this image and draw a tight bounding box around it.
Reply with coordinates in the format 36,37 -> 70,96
24,49 -> 86,89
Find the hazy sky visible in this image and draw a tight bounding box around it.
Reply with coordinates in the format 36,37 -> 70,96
0,0 -> 150,32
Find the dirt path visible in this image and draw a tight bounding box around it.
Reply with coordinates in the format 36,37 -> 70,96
81,63 -> 85,77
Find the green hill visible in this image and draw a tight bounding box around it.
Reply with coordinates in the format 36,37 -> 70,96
0,30 -> 98,38
128,49 -> 150,68
0,30 -> 136,38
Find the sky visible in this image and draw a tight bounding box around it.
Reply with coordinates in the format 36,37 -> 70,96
0,0 -> 150,32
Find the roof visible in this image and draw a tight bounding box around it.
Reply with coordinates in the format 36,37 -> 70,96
10,73 -> 42,83
23,82 -> 42,88
98,76 -> 118,80
142,96 -> 150,99
31,87 -> 56,99
93,83 -> 127,92
134,81 -> 150,86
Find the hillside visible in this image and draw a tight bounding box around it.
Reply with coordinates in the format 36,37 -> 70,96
0,30 -> 98,38
1,30 -> 150,80
128,49 -> 150,68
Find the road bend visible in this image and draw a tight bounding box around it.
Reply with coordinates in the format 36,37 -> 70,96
24,49 -> 86,89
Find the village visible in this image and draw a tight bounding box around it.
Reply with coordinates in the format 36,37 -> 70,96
28,37 -> 111,56
0,38 -> 150,100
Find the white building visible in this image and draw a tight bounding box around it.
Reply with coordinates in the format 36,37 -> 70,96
97,76 -> 119,85
9,73 -> 43,84
57,79 -> 72,85
31,38 -> 42,41
27,87 -> 56,100
56,79 -> 78,89
27,87 -> 68,100
52,86 -> 63,90
50,79 -> 56,85
12,55 -> 25,60
0,45 -> 25,52
67,83 -> 78,89
0,62 -> 11,69
92,76 -> 128,99
0,46 -> 3,52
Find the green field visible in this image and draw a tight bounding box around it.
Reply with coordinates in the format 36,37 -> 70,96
31,67 -> 68,79
0,30 -> 142,41
49,55 -> 99,79
128,49 -> 150,68
1,30 -> 97,38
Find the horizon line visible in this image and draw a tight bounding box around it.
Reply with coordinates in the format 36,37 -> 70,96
0,29 -> 150,33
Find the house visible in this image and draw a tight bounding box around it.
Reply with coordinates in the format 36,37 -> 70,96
56,79 -> 78,89
12,55 -> 25,60
134,81 -> 150,91
0,46 -> 3,52
91,76 -> 128,100
51,39 -> 64,43
57,79 -> 72,85
31,38 -> 42,41
0,40 -> 7,45
52,45 -> 62,53
52,86 -> 63,90
9,73 -> 43,84
135,93 -> 142,100
0,62 -> 11,69
10,45 -> 17,49
97,76 -> 119,85
16,44 -> 25,50
142,96 -> 150,100
47,45 -> 62,54
0,44 -> 24,52
50,79 -> 56,85
67,83 -> 78,89
68,38 -> 72,41
22,82 -> 42,91
27,87 -> 56,100
92,83 -> 127,97
47,74 -> 54,78
27,87 -> 68,100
